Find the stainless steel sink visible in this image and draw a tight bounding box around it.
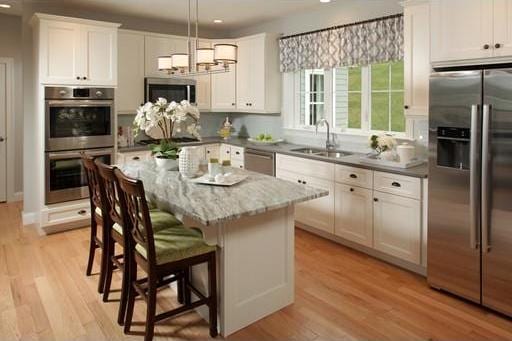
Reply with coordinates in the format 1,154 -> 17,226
291,148 -> 352,159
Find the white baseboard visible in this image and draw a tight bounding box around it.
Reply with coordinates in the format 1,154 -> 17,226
10,191 -> 23,202
22,211 -> 38,226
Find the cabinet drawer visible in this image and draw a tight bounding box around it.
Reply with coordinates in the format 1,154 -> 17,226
335,165 -> 373,189
41,201 -> 90,227
276,154 -> 334,180
117,151 -> 152,164
230,145 -> 245,160
374,171 -> 421,200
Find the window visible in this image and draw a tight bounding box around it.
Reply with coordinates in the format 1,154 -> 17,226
294,61 -> 405,134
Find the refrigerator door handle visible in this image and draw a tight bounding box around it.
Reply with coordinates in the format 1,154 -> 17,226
482,104 -> 491,253
470,104 -> 480,250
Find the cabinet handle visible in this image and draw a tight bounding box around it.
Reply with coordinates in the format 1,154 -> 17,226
303,181 -> 307,185
495,43 -> 502,49
239,165 -> 243,168
483,44 -> 490,50
374,198 -> 379,202
350,188 -> 354,192
349,174 -> 358,179
391,181 -> 401,188
226,150 -> 230,154
82,76 -> 87,80
76,76 -> 80,80
132,156 -> 140,160
232,103 -> 235,106
78,209 -> 87,216
207,151 -> 210,154
236,151 -> 240,155
404,105 -> 409,109
297,180 -> 301,184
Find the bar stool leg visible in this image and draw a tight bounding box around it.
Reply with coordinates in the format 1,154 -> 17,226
208,252 -> 218,338
86,218 -> 97,276
124,260 -> 136,334
97,227 -> 108,294
144,274 -> 157,341
117,251 -> 129,325
103,239 -> 115,302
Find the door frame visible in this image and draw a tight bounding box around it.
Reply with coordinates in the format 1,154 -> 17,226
0,58 -> 16,202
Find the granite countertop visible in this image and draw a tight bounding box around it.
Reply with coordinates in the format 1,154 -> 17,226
120,161 -> 328,226
119,137 -> 429,179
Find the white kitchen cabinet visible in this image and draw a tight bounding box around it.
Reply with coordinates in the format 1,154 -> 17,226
236,34 -> 281,113
211,40 -> 237,111
193,40 -> 211,110
117,30 -> 145,114
493,0 -> 512,57
334,184 -> 373,248
373,191 -> 421,264
276,168 -> 335,234
403,1 -> 431,117
145,34 -> 188,78
33,14 -> 120,86
220,144 -> 232,161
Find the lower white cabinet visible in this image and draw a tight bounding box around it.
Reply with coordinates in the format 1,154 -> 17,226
334,184 -> 373,248
276,168 -> 335,234
204,144 -> 220,161
373,191 -> 421,264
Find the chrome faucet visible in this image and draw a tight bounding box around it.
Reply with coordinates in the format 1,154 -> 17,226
315,118 -> 336,151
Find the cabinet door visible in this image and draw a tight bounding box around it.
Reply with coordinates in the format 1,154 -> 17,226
236,35 -> 266,112
219,144 -> 231,162
82,25 -> 117,86
39,20 -> 82,84
117,31 -> 145,113
211,40 -> 237,111
193,40 -> 211,110
145,35 -> 188,77
334,184 -> 373,247
236,38 -> 252,110
493,0 -> 512,57
204,144 -> 220,161
430,0 -> 493,63
404,2 -> 430,116
373,191 -> 421,264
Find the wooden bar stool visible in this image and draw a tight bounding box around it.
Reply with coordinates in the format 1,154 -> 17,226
95,160 -> 185,325
82,153 -> 110,295
114,169 -> 218,341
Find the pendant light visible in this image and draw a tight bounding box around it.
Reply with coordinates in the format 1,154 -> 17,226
157,0 -> 237,75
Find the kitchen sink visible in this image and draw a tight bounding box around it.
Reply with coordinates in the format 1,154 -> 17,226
291,148 -> 352,159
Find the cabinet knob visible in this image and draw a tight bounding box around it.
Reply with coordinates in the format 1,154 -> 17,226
404,105 -> 409,109
82,76 -> 87,80
374,198 -> 379,202
483,44 -> 490,50
297,179 -> 301,184
350,188 -> 354,192
232,103 -> 235,106
76,76 -> 80,80
0,137 -> 5,142
495,43 -> 502,49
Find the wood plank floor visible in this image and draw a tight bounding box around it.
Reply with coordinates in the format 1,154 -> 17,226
2,201 -> 512,340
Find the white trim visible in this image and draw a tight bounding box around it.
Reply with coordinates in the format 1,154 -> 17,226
0,58 -> 16,203
31,13 -> 121,28
13,192 -> 23,202
22,211 -> 38,226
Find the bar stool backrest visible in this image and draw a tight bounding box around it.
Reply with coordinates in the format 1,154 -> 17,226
81,153 -> 108,218
114,169 -> 157,265
95,161 -> 124,228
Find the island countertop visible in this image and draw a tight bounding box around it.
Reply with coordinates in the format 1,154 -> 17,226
120,160 -> 328,226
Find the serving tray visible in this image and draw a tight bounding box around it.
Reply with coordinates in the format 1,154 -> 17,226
360,155 -> 426,169
189,173 -> 248,187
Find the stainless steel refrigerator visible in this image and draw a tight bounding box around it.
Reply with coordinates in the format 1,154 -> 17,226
428,69 -> 512,317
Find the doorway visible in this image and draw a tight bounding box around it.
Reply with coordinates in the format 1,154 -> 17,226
0,58 -> 13,203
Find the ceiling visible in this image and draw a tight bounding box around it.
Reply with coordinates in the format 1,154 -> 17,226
1,0 -> 341,30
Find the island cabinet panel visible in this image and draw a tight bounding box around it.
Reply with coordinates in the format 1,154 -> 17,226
203,144 -> 220,161
117,31 -> 145,114
276,168 -> 335,234
373,191 -> 421,264
334,184 -> 373,248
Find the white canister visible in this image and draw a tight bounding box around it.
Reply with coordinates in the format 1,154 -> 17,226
397,143 -> 416,163
178,147 -> 200,178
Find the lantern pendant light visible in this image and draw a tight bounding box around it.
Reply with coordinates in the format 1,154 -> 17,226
158,0 -> 237,76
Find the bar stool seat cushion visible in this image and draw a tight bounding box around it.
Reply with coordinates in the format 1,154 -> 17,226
112,209 -> 183,235
135,227 -> 216,265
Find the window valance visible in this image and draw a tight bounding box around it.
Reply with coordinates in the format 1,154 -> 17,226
279,14 -> 404,73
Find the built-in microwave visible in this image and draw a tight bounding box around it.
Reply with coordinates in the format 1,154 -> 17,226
144,77 -> 196,104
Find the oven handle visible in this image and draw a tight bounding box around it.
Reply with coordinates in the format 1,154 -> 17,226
46,100 -> 114,106
48,148 -> 114,160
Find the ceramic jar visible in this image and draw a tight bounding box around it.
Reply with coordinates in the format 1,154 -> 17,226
397,143 -> 416,163
178,147 -> 200,178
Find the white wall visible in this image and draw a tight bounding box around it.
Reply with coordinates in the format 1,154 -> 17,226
0,13 -> 23,197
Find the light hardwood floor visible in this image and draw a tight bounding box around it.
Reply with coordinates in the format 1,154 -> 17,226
2,201 -> 512,340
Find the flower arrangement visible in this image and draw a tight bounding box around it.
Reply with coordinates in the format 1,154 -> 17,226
133,98 -> 201,160
368,134 -> 397,155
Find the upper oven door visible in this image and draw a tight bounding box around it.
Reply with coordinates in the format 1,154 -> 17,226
144,78 -> 196,104
45,100 -> 115,151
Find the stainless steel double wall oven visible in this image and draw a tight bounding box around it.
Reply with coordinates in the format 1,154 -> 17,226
45,87 -> 115,204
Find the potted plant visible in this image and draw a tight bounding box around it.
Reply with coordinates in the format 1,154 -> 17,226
133,98 -> 201,170
368,134 -> 397,161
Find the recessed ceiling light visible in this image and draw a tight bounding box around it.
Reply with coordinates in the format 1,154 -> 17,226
320,0 -> 331,3
0,4 -> 11,8
213,19 -> 223,24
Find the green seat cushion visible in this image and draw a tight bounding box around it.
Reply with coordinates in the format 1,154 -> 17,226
136,227 -> 216,265
111,209 -> 183,235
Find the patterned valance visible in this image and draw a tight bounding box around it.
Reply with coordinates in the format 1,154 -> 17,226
279,14 -> 404,73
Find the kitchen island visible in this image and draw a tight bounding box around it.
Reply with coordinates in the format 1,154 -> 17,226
120,161 -> 328,336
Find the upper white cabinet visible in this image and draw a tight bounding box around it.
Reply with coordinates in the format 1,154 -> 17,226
145,34 -> 188,78
236,34 -> 281,113
193,40 -> 212,110
33,14 -> 119,86
430,0 -> 512,66
117,30 -> 145,114
403,1 -> 430,117
211,40 -> 237,111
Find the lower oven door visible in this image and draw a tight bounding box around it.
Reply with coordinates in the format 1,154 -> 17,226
45,148 -> 113,205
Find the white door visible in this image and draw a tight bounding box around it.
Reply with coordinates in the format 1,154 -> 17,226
145,35 -> 188,78
82,25 -> 117,86
39,20 -> 82,84
404,2 -> 430,116
334,184 -> 373,247
373,191 -> 421,264
493,0 -> 512,57
430,0 -> 493,63
0,63 -> 6,202
117,31 -> 145,113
